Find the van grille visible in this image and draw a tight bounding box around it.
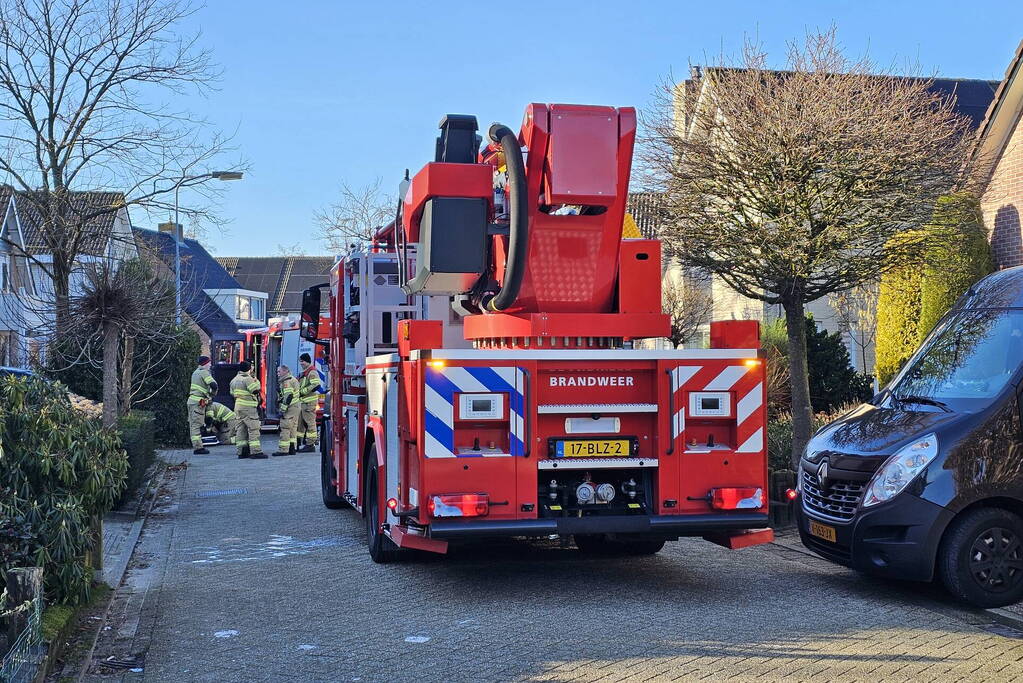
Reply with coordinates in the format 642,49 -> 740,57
801,468 -> 865,522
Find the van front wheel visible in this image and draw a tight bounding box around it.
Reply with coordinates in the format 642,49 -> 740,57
938,507 -> 1023,608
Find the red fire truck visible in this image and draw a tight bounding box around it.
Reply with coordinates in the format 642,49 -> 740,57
301,104 -> 772,562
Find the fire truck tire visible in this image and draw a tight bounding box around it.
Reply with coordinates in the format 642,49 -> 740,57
320,449 -> 347,509
574,534 -> 665,556
366,462 -> 401,563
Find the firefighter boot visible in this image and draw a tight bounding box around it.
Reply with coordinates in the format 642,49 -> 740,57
249,451 -> 269,459
289,444 -> 296,455
193,447 -> 210,455
238,446 -> 250,459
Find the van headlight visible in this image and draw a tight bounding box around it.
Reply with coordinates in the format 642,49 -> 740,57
862,434 -> 938,507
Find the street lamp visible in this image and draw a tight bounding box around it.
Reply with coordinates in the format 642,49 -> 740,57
173,170 -> 244,324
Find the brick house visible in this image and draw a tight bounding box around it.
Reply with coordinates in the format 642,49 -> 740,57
974,40 -> 1023,268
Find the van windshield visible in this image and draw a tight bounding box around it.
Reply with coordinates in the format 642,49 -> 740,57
892,309 -> 1023,408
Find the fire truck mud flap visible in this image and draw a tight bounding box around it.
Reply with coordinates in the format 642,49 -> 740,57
428,512 -> 769,541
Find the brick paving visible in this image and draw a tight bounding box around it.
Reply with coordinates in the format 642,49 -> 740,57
101,438 -> 1023,682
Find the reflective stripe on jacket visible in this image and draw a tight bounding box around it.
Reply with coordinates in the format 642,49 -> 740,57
299,366 -> 321,403
230,372 -> 261,408
205,401 -> 235,424
189,367 -> 217,402
279,375 -> 300,411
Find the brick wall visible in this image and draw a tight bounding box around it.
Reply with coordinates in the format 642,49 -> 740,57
982,114 -> 1023,268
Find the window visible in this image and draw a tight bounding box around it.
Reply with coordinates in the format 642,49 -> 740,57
1,261 -> 9,293
236,295 -> 266,322
893,309 -> 1023,410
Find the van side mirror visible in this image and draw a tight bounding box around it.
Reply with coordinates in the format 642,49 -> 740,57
300,286 -> 322,341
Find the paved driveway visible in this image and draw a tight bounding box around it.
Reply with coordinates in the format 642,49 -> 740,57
105,438 -> 1023,682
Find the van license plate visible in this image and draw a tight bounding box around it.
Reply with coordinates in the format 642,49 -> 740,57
809,520 -> 837,543
555,439 -> 630,457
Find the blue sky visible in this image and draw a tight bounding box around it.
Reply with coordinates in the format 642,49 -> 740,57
168,0 -> 1023,256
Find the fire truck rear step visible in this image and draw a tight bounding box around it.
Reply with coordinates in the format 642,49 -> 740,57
429,512 -> 769,540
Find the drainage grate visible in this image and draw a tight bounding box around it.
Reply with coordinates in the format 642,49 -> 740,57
195,488 -> 249,498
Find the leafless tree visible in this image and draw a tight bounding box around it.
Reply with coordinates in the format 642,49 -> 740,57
316,179 -> 394,252
829,283 -> 879,376
661,274 -> 712,348
642,29 -> 975,466
0,0 -> 243,333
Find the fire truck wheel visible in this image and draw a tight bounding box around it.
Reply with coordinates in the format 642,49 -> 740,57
574,534 -> 665,556
320,450 -> 347,509
366,462 -> 401,563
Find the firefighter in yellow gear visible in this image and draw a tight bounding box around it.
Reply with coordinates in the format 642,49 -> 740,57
230,361 -> 266,459
188,355 -> 218,454
204,401 -> 237,446
297,353 -> 321,452
273,366 -> 301,456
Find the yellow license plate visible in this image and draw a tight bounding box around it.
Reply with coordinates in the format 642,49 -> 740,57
809,520 -> 837,543
556,439 -> 630,457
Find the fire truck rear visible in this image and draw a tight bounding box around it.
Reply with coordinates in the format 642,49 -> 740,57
302,104 -> 773,562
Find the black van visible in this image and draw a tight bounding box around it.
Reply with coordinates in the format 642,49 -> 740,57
796,266 -> 1023,607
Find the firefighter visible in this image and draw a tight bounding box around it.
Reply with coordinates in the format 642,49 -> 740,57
273,365 -> 301,456
230,361 -> 267,459
188,355 -> 218,455
296,353 -> 321,452
204,401 -> 237,446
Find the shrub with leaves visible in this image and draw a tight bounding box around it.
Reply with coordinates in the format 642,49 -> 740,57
768,408 -> 854,472
0,376 -> 128,604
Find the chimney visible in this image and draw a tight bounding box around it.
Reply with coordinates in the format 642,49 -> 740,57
158,221 -> 183,243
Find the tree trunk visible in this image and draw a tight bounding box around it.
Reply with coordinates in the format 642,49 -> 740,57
783,298 -> 813,469
102,321 -> 120,428
52,269 -> 71,337
119,334 -> 136,416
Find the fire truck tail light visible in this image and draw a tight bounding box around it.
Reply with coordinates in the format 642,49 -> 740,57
428,494 -> 489,517
386,497 -> 399,511
711,487 -> 764,510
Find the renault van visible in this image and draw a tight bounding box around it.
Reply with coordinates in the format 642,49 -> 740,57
796,266 -> 1023,607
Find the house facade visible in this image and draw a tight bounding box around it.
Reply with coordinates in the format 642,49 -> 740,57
134,223 -> 270,358
974,40 -> 1023,268
0,186 -> 138,368
217,256 -> 334,320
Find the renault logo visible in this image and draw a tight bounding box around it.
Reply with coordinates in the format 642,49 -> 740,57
817,460 -> 830,488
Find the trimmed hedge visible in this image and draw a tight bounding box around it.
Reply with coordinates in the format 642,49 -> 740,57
918,195 -> 993,340
118,411 -> 156,506
875,261 -> 923,386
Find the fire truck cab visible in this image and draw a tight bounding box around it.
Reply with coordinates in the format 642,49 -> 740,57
305,104 -> 773,562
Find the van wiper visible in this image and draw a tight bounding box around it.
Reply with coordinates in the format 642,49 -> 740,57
895,395 -> 951,412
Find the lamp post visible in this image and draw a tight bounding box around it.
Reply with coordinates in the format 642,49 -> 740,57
173,171 -> 244,324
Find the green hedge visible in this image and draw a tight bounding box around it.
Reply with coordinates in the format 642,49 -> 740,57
875,262 -> 923,386
118,411 -> 156,506
918,195 -> 993,340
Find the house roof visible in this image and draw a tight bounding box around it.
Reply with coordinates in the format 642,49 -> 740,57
0,186 -> 129,256
134,228 -> 247,341
218,256 -> 334,315
684,67 -> 998,134
967,40 -> 1023,186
